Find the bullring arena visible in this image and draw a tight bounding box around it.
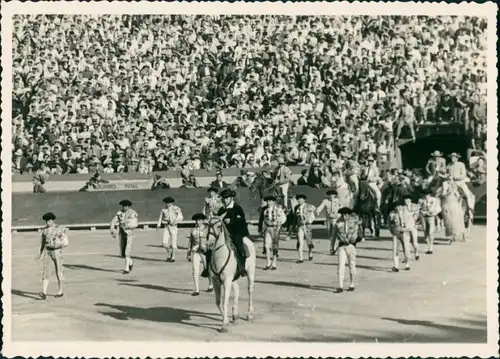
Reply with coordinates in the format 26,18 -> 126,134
11,224 -> 487,342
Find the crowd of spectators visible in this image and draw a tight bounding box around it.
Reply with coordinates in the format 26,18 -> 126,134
12,14 -> 488,177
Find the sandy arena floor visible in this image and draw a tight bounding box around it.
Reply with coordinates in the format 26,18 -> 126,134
10,225 -> 487,342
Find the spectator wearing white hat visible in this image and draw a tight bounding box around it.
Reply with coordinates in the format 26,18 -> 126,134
425,151 -> 447,178
447,153 -> 475,215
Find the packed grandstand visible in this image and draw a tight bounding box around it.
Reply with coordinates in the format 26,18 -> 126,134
12,15 -> 487,183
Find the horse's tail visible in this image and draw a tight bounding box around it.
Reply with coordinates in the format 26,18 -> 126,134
242,237 -> 256,259
242,237 -> 256,278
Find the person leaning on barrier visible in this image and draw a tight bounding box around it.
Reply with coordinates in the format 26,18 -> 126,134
151,174 -> 171,190
110,200 -> 139,274
36,212 -> 69,299
157,196 -> 184,262
80,172 -> 109,192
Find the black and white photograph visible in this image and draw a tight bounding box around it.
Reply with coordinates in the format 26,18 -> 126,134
1,1 -> 498,358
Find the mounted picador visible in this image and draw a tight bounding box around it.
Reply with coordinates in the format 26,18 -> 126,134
205,189 -> 250,278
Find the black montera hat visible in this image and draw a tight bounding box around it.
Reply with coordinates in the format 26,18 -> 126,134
338,207 -> 352,215
192,213 -> 207,221
296,194 -> 307,200
163,197 -> 175,204
42,212 -> 56,221
119,199 -> 132,207
220,189 -> 235,198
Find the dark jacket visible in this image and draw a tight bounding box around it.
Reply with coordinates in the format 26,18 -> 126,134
217,204 -> 250,238
297,176 -> 308,186
210,180 -> 229,189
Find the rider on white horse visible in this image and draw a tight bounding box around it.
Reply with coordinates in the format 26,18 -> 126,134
330,170 -> 354,209
361,155 -> 382,211
447,152 -> 475,218
217,189 -> 250,277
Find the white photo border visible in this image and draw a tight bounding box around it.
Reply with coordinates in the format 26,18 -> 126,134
1,1 -> 498,357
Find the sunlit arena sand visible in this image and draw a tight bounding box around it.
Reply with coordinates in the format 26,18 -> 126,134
11,225 -> 487,342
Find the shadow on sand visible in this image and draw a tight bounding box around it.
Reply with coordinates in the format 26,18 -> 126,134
146,244 -> 189,250
279,315 -> 487,343
11,289 -> 44,300
104,254 -> 166,263
256,279 -> 332,292
313,262 -> 389,272
94,303 -> 220,331
64,264 -> 121,273
118,282 -> 192,296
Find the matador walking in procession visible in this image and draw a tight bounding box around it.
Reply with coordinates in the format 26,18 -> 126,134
110,199 -> 139,274
259,195 -> 287,271
315,189 -> 342,255
187,213 -> 213,296
157,196 -> 184,262
293,194 -> 316,263
331,207 -> 363,293
36,212 -> 69,299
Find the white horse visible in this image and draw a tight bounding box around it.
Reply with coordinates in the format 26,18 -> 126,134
437,179 -> 473,243
206,217 -> 256,333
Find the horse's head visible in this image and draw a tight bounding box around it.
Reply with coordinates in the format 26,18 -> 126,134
440,179 -> 454,197
249,173 -> 262,192
206,217 -> 231,248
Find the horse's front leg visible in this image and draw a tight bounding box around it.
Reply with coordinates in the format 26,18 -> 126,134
374,212 -> 381,238
219,279 -> 232,333
213,279 -> 222,315
232,281 -> 240,322
247,267 -> 255,321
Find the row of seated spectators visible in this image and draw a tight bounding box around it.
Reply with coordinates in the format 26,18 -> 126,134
12,14 -> 488,178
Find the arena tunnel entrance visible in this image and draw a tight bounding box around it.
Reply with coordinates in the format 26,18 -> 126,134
399,134 -> 470,170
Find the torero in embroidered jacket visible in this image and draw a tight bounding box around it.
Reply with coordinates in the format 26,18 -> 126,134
204,195 -> 222,219
258,203 -> 287,234
157,204 -> 184,227
110,208 -> 139,237
419,194 -> 442,218
41,225 -> 69,250
188,225 -> 210,254
294,202 -> 316,227
332,213 -> 363,248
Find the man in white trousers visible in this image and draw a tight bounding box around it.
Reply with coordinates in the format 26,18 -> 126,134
157,196 -> 184,262
110,199 -> 139,274
273,158 -> 292,209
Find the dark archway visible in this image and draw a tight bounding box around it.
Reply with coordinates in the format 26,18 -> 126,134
399,134 -> 470,169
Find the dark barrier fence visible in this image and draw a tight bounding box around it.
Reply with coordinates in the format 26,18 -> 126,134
12,186 -> 336,228
12,183 -> 486,229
